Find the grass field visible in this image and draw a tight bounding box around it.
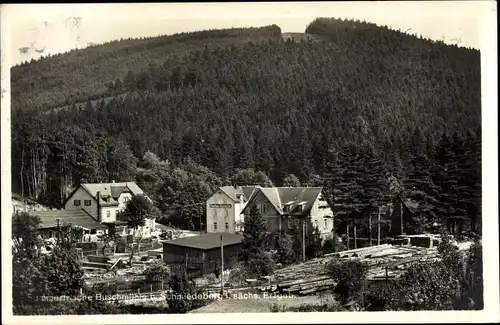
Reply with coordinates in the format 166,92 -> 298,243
190,291 -> 337,313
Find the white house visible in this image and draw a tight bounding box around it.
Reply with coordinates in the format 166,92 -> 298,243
64,181 -> 156,237
205,185 -> 257,233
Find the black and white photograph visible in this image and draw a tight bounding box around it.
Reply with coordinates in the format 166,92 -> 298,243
1,2 -> 498,323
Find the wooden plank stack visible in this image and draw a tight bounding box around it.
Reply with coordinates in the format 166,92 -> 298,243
255,244 -> 439,296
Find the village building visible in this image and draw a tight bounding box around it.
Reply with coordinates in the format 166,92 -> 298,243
205,185 -> 257,233
29,209 -> 108,242
240,186 -> 334,241
64,181 -> 156,237
162,232 -> 243,276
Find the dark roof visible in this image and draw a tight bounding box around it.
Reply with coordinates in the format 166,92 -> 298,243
217,185 -> 258,202
241,186 -> 258,200
65,182 -> 144,206
110,185 -> 130,199
29,210 -> 107,230
403,199 -> 419,213
162,233 -> 243,250
242,187 -> 325,216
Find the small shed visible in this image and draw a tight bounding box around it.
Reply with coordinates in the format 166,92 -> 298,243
162,232 -> 243,277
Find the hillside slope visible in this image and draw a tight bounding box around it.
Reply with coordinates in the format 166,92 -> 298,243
11,25 -> 282,112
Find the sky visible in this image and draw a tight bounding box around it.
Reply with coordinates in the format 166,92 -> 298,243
1,2 -> 491,66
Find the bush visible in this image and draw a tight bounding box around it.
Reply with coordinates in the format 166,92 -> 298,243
227,262 -> 248,285
167,273 -> 213,313
247,252 -> 276,277
143,260 -> 170,283
328,259 -> 368,305
276,234 -> 296,265
371,236 -> 484,311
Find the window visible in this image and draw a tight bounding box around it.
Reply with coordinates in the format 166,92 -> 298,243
297,204 -> 303,212
84,200 -> 92,206
324,218 -> 328,229
90,229 -> 97,234
214,222 -> 218,231
288,218 -> 293,230
225,222 -> 229,231
74,200 -> 81,206
283,204 -> 290,212
294,219 -> 300,227
123,197 -> 130,204
262,204 -> 267,213
106,211 -> 111,219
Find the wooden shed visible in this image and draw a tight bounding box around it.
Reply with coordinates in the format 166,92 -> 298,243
162,232 -> 243,277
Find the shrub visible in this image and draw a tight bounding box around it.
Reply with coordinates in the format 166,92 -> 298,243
247,252 -> 276,277
276,234 -> 296,265
167,273 -> 213,313
328,259 -> 368,305
143,260 -> 170,283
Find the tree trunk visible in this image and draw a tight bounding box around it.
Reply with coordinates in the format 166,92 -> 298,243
369,211 -> 372,246
354,224 -> 357,249
377,207 -> 381,245
346,220 -> 350,250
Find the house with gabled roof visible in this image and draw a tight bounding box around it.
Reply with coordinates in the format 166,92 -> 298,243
63,181 -> 155,237
205,185 -> 258,233
240,187 -> 334,241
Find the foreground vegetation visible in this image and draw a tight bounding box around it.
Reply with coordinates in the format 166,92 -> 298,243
270,235 -> 483,312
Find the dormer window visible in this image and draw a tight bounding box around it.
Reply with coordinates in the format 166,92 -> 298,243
283,205 -> 290,212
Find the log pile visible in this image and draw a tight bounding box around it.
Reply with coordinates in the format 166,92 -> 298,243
255,244 -> 439,296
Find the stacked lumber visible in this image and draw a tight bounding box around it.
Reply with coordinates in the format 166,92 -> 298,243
260,244 -> 439,296
259,275 -> 336,296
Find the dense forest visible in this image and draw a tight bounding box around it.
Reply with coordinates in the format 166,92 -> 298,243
11,18 -> 481,233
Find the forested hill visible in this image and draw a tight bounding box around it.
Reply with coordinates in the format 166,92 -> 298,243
11,25 -> 283,112
12,18 -> 481,232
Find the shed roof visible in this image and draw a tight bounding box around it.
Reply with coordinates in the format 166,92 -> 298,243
29,210 -> 107,230
162,232 -> 243,250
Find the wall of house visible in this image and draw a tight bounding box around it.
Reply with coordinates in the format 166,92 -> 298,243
206,190 -> 237,233
117,192 -> 133,209
65,187 -> 98,218
243,191 -> 282,233
309,193 -> 334,235
100,206 -> 121,223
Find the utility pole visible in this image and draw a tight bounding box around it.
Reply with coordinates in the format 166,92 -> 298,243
302,219 -> 306,262
377,206 -> 381,246
220,233 -> 224,295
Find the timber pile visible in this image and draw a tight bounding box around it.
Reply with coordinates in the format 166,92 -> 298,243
257,244 -> 439,296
